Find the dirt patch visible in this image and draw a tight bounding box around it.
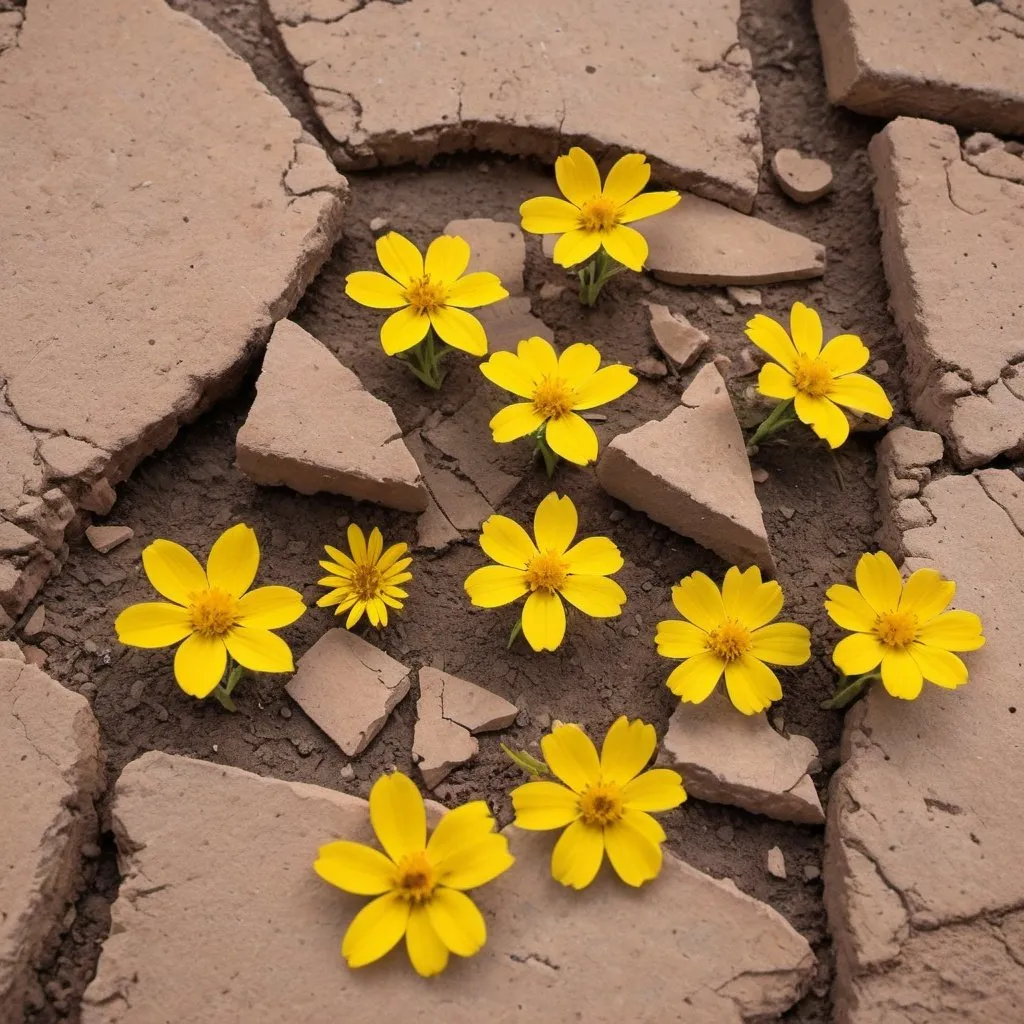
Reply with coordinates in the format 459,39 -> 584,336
20,0 -> 905,1019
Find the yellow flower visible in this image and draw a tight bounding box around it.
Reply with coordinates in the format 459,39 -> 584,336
345,231 -> 508,356
114,524 -> 304,698
480,337 -> 637,465
464,492 -> 626,652
747,301 -> 893,448
655,566 -> 811,715
316,524 -> 412,630
512,717 -> 686,889
825,551 -> 985,699
520,148 -> 680,272
315,772 -> 513,977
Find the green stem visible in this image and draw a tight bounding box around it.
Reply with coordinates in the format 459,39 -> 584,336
577,249 -> 625,306
507,617 -> 523,650
748,398 -> 797,449
400,328 -> 447,389
534,427 -> 560,477
211,657 -> 244,713
821,671 -> 880,710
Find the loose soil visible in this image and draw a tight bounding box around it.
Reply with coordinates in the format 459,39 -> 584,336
24,0 -> 904,1019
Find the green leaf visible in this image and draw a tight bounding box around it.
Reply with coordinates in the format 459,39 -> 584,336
500,744 -> 549,777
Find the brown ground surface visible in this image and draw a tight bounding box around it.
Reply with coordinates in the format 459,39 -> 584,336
22,0 -> 903,1019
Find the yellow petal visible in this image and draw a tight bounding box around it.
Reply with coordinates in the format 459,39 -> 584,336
429,306 -> 488,356
344,270 -> 408,309
424,234 -> 470,285
916,610 -> 985,651
825,583 -> 878,632
521,590 -> 566,651
749,622 -> 811,666
317,587 -> 354,609
375,231 -> 423,286
545,413 -> 599,465
550,818 -> 605,890
432,834 -> 514,891
721,565 -> 783,630
758,362 -> 798,400
665,651 -> 724,703
744,314 -> 798,373
827,373 -> 893,420
445,271 -> 508,308
621,806 -> 667,845
654,619 -> 709,659
142,538 -> 208,606
404,904 -> 448,977
600,152 -> 650,205
819,333 -> 869,374
909,644 -> 968,689
880,649 -> 924,700
235,585 -> 305,629
314,840 -> 396,895
671,571 -> 726,631
517,335 -> 558,379
205,523 -> 260,598
534,492 -> 577,553
377,542 -> 411,574
224,626 -> 294,674
600,224 -> 648,272
600,716 -> 656,785
427,802 -> 496,865
540,722 -> 600,793
173,632 -> 227,698
855,551 -> 903,615
519,195 -> 582,235
114,602 -> 192,649
366,526 -> 384,564
832,632 -> 885,675
617,189 -> 680,224
342,891 -> 410,969
479,513 -> 537,569
381,306 -> 430,355
480,350 -> 537,398
426,888 -> 486,957
603,818 -> 662,887
555,146 -> 601,206
898,568 -> 955,623
724,655 -> 782,714
557,342 -> 602,388
621,768 -> 687,812
793,392 -> 850,448
463,565 -> 528,608
790,301 -> 823,357
490,402 -> 546,443
511,780 -> 581,830
345,600 -> 367,629
346,523 -> 367,563
552,228 -> 602,269
369,772 -> 426,862
324,544 -> 356,572
571,364 -> 637,410
559,574 -> 626,617
563,536 -> 624,576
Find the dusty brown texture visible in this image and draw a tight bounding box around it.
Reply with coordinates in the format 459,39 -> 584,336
825,470 -> 1024,1023
813,0 -> 1024,134
237,319 -> 427,511
442,219 -> 526,297
0,652 -> 103,1024
84,751 -> 814,1023
262,0 -> 763,212
0,0 -> 347,616
597,364 -> 775,573
660,692 -> 824,825
771,148 -> 834,203
869,117 -> 1024,468
874,426 -> 944,555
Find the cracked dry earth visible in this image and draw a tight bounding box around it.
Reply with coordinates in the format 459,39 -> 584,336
2,0 -> 1022,1022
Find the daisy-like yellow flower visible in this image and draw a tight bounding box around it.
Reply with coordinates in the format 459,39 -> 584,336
316,524 -> 412,630
464,492 -> 626,652
520,148 -> 680,273
825,551 -> 985,700
511,717 -> 686,889
480,336 -> 637,468
315,772 -> 514,977
747,301 -> 893,448
345,231 -> 508,387
655,566 -> 811,715
114,523 -> 304,699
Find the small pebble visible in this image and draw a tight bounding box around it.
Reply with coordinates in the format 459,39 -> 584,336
712,354 -> 733,377
622,625 -> 639,638
22,605 -> 46,638
780,506 -> 796,520
369,216 -> 389,234
767,846 -> 787,879
515,708 -> 529,727
22,645 -> 47,668
81,842 -> 102,859
538,282 -> 565,301
871,359 -> 889,376
712,295 -> 736,315
280,706 -> 292,719
717,824 -> 735,843
751,466 -> 769,484
726,286 -> 761,307
609,509 -> 627,523
536,710 -> 552,729
641,581 -> 653,592
803,864 -> 821,882
340,764 -> 355,781
636,357 -> 668,380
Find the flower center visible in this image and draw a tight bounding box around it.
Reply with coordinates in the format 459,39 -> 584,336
403,275 -> 447,315
579,780 -> 624,827
578,196 -> 619,233
875,610 -> 918,650
524,549 -> 570,593
352,563 -> 384,602
706,618 -> 752,662
792,355 -> 833,399
187,587 -> 239,638
394,850 -> 436,904
531,376 -> 575,419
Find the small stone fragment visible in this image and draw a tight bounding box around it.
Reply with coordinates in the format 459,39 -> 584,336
538,282 -> 565,301
79,479 -> 117,516
636,357 -> 669,380
437,670 -> 518,733
803,865 -> 821,882
415,497 -> 462,552
771,148 -> 834,203
22,606 -> 45,638
0,520 -> 39,556
369,215 -> 389,234
726,286 -> 762,306
751,467 -> 769,484
647,303 -> 708,369
875,426 -> 944,556
21,645 -> 47,668
38,436 -> 108,482
767,846 -> 787,879
712,295 -> 736,315
597,364 -> 774,572
475,296 -> 554,354
406,433 -> 492,533
85,525 -> 134,554
413,669 -> 479,789
444,218 -> 525,296
285,630 -> 411,756
237,320 -> 427,512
